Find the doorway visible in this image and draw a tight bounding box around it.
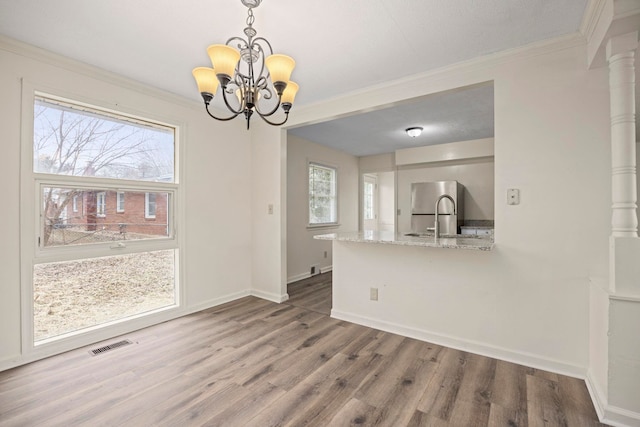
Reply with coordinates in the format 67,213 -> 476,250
362,171 -> 395,232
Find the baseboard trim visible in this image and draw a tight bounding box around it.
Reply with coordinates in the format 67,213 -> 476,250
331,309 -> 586,379
586,370 -> 608,422
586,372 -> 640,427
601,406 -> 640,427
287,272 -> 310,284
251,289 -> 289,303
287,265 -> 333,284
186,290 -> 251,314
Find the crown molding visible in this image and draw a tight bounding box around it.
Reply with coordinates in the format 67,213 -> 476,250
289,32 -> 587,128
0,34 -> 201,110
580,0 -> 608,43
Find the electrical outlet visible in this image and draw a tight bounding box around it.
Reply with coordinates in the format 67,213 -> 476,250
324,251 -> 328,258
268,204 -> 274,214
370,287 -> 378,301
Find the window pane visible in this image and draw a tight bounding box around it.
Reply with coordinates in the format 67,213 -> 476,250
33,250 -> 175,342
42,186 -> 171,247
309,163 -> 337,224
364,182 -> 374,220
33,97 -> 174,182
145,193 -> 157,218
116,191 -> 125,212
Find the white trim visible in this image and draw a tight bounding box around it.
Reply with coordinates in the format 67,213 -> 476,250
586,370 -> 640,427
287,272 -> 311,284
19,81 -> 184,363
183,290 -> 251,314
331,309 -> 586,379
0,35 -> 200,110
580,0 -> 608,42
287,265 -> 333,284
308,161 -> 339,226
601,407 -> 640,427
286,32 -> 585,129
116,191 -> 125,213
251,289 -> 290,303
586,370 -> 608,423
96,191 -> 106,217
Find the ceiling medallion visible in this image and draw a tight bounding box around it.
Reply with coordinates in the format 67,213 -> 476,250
192,0 -> 298,130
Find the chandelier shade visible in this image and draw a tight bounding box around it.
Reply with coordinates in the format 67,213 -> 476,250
192,67 -> 219,97
192,0 -> 299,129
207,44 -> 241,82
281,81 -> 299,105
265,54 -> 296,88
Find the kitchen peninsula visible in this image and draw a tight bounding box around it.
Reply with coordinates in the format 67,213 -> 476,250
315,230 -> 494,251
311,229 -> 570,377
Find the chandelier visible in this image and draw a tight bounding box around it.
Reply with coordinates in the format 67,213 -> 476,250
192,0 -> 299,130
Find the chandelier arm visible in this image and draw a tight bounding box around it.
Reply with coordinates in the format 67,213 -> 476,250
254,95 -> 282,117
256,110 -> 289,126
221,86 -> 245,115
226,36 -> 249,49
252,37 -> 273,56
205,102 -> 241,121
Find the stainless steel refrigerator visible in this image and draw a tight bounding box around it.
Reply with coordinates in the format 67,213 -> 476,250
410,181 -> 464,235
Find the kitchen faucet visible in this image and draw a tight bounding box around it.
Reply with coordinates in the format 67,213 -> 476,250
434,194 -> 457,238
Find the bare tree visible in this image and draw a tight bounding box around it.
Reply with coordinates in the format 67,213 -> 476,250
34,101 -> 172,245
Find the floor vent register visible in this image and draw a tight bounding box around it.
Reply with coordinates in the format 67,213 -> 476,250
89,339 -> 133,356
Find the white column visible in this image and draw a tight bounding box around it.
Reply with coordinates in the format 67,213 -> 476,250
607,32 -> 638,237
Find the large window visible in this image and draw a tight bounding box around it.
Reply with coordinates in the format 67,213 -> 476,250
308,162 -> 337,226
28,94 -> 178,344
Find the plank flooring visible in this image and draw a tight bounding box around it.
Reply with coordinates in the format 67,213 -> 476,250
0,273 -> 607,426
285,272 -> 333,315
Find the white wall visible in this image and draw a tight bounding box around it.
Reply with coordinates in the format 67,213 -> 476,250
286,134 -> 359,283
0,38 -> 253,369
256,36 -> 611,382
327,39 -> 610,375
250,123 -> 289,302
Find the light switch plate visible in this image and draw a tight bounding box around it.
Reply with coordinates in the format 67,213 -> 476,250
507,188 -> 520,205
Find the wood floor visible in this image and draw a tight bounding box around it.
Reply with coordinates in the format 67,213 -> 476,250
0,272 -> 606,426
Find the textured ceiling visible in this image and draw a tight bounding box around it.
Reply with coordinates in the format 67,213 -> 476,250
0,0 -> 591,155
289,83 -> 495,157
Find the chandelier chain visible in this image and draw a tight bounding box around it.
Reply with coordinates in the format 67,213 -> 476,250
246,8 -> 255,27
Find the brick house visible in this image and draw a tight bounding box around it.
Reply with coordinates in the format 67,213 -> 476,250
63,190 -> 168,236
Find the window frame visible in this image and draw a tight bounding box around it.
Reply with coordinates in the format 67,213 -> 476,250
20,86 -> 183,357
116,191 -> 125,213
96,191 -> 106,217
307,161 -> 339,228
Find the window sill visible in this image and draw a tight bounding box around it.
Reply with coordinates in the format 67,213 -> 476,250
307,223 -> 340,230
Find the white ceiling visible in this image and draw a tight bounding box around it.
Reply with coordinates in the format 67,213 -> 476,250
0,0 -> 595,155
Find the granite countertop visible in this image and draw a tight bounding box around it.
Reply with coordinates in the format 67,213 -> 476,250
314,230 -> 494,251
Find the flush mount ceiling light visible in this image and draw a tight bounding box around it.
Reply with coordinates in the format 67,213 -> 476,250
405,127 -> 423,138
192,0 -> 299,130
